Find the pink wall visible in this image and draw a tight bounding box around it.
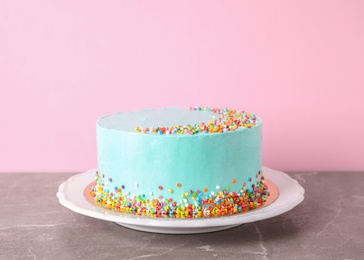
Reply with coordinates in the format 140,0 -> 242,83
1,1 -> 363,172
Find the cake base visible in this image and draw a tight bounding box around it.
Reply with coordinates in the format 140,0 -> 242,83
84,178 -> 278,234
57,167 -> 304,234
84,179 -> 278,217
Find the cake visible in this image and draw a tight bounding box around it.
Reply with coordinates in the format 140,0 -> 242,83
90,107 -> 269,217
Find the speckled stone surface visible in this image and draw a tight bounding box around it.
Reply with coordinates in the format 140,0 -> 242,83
1,171 -> 363,260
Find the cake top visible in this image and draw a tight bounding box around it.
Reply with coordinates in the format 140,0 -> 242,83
97,106 -> 260,135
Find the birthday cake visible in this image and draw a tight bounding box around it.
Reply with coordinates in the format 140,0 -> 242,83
90,107 -> 269,217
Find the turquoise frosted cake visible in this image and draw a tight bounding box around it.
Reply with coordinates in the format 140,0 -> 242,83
90,107 -> 269,217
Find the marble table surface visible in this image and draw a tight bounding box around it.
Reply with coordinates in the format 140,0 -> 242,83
1,171 -> 363,260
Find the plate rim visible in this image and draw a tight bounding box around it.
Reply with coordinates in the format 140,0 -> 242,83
57,166 -> 305,229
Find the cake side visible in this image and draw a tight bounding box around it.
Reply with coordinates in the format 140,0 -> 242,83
91,107 -> 269,217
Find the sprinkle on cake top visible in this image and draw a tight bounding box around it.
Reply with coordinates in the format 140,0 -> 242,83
135,106 -> 257,135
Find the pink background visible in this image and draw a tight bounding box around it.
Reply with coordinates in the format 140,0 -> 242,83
1,1 -> 363,172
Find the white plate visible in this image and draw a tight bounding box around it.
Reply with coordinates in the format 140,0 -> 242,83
57,167 -> 304,234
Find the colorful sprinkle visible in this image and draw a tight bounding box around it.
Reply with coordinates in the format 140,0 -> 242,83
176,183 -> 182,187
90,170 -> 268,219
135,107 -> 258,135
232,179 -> 236,184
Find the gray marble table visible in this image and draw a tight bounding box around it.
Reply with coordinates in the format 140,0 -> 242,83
1,171 -> 363,260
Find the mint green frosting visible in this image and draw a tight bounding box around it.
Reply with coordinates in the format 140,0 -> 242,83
97,108 -> 262,203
